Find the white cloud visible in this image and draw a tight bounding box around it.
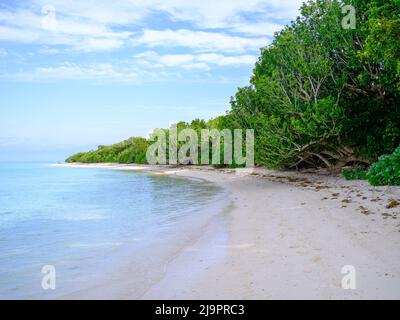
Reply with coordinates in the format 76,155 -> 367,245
133,51 -> 257,70
30,0 -> 302,28
0,0 -> 301,83
158,54 -> 194,67
0,6 -> 134,51
134,29 -> 268,53
32,0 -> 150,25
0,26 -> 130,51
182,62 -> 210,71
196,53 -> 257,66
138,0 -> 301,29
0,26 -> 40,43
1,62 -> 138,82
0,1 -> 302,52
37,47 -> 62,55
1,49 -> 256,82
231,21 -> 284,36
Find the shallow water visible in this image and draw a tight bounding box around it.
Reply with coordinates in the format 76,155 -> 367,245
0,163 -> 226,299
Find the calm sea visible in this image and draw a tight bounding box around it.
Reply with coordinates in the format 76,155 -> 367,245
0,163 -> 227,299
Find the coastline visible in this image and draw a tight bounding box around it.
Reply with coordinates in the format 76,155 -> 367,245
60,163 -> 400,299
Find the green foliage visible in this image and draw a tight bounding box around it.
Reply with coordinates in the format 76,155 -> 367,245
65,137 -> 149,164
367,146 -> 400,186
361,0 -> 400,91
229,0 -> 400,169
342,166 -> 368,180
65,118 -> 228,165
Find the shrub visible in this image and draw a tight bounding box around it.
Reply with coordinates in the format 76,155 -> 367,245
342,166 -> 368,180
367,146 -> 400,186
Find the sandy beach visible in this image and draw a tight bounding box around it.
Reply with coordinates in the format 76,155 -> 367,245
60,163 -> 400,299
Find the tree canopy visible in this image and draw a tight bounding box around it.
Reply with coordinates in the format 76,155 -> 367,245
229,0 -> 399,169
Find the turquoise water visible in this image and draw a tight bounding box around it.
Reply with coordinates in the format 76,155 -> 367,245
0,163 -> 225,299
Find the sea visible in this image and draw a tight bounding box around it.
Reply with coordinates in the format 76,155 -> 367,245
0,162 -> 228,299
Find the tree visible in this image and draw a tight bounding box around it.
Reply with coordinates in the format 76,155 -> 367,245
229,0 -> 400,169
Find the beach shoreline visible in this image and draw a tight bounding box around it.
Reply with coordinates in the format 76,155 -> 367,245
59,163 -> 400,299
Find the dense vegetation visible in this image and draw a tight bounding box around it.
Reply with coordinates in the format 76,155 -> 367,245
342,166 -> 368,180
367,146 -> 400,186
66,0 -> 399,184
66,118 -> 229,165
230,0 -> 399,169
341,146 -> 400,185
66,137 -> 149,164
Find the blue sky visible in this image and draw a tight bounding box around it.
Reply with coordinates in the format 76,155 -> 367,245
0,0 -> 303,161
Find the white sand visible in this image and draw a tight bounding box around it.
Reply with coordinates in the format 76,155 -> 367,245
62,163 -> 400,299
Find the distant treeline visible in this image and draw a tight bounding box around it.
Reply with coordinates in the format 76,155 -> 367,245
67,0 -> 399,173
66,118 -> 232,165
66,136 -> 149,164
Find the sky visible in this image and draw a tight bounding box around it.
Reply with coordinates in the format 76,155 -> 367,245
0,0 -> 303,161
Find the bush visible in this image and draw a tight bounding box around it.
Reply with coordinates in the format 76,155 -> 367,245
342,166 -> 368,180
367,146 -> 400,186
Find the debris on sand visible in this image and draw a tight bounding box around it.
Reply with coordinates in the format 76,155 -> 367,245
358,205 -> 371,215
386,200 -> 400,209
